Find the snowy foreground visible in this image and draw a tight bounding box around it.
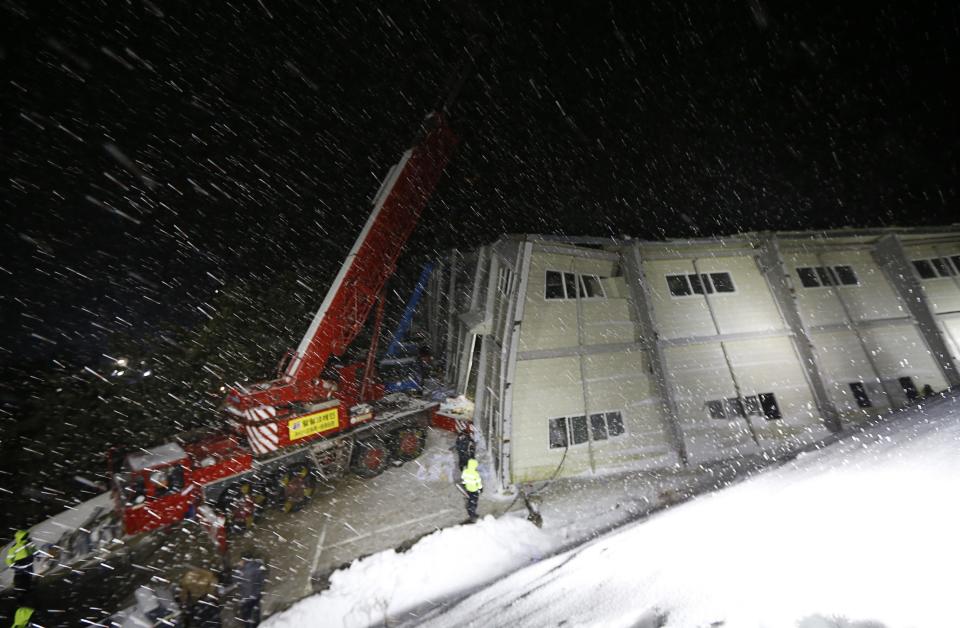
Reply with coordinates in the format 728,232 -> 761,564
266,392 -> 959,628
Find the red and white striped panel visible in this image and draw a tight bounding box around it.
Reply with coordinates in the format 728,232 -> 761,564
243,405 -> 280,455
245,422 -> 280,455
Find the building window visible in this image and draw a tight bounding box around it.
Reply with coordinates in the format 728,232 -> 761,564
666,272 -> 735,297
796,265 -> 859,288
758,392 -> 782,420
912,259 -> 936,279
666,274 -> 692,296
743,395 -> 762,416
899,376 -> 918,402
724,397 -> 745,418
833,265 -> 859,285
932,257 -> 956,277
550,411 -> 625,448
710,272 -> 736,293
816,266 -> 837,286
545,270 -> 606,300
589,413 -> 608,441
564,272 -> 578,300
707,396 -> 762,420
706,399 -> 726,420
688,273 -> 713,295
708,393 -> 778,420
545,271 -> 565,300
796,267 -> 820,288
606,411 -> 625,436
589,411 -> 625,441
579,274 -> 605,298
849,382 -> 872,408
548,417 -> 568,448
570,415 -> 589,445
497,267 -> 514,295
913,257 -> 956,280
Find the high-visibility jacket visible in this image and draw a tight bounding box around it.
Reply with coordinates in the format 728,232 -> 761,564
12,606 -> 33,628
5,531 -> 33,567
461,459 -> 482,493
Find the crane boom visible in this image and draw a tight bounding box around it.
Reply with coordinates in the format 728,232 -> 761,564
226,114 -> 459,412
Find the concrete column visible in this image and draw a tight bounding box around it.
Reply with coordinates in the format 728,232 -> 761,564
621,242 -> 688,464
873,234 -> 960,388
498,240 -> 533,490
757,237 -> 842,431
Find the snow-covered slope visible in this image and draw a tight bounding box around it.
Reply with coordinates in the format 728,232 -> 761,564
262,516 -> 553,627
423,392 -> 960,628
265,392 -> 959,628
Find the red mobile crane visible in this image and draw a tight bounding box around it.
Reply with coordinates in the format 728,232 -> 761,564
110,46 -> 480,536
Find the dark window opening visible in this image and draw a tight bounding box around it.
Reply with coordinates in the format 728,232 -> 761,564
589,413 -> 608,441
797,267 -> 820,287
834,265 -> 859,285
123,475 -> 146,506
688,273 -> 706,294
932,257 -> 955,277
570,415 -> 589,445
724,397 -> 745,418
667,274 -> 691,296
710,272 -> 735,293
849,382 -> 872,408
545,271 -> 565,300
579,274 -> 605,298
706,400 -> 726,420
548,417 -> 568,449
743,395 -> 761,416
606,411 -> 625,436
952,256 -> 960,276
758,392 -> 782,420
816,266 -> 837,286
899,376 -> 918,402
912,260 -> 936,279
563,272 -> 578,300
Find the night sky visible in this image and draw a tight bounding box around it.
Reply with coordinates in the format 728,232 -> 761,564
2,1 -> 958,368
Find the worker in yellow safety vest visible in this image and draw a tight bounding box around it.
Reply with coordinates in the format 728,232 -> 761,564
5,530 -> 35,595
460,458 -> 483,522
11,606 -> 34,628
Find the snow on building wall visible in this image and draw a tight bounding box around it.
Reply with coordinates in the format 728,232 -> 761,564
425,227 -> 960,489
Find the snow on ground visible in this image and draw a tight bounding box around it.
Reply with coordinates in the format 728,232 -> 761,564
417,392 -> 960,628
263,515 -> 552,628
264,393 -> 959,628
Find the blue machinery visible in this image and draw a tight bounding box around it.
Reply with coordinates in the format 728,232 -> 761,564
383,262 -> 435,392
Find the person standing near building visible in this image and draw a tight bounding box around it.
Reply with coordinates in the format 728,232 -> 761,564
232,555 -> 265,627
5,530 -> 35,597
10,606 -> 35,628
460,458 -> 483,522
454,430 -> 476,471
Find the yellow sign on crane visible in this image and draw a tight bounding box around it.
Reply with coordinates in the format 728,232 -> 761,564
288,408 -> 339,441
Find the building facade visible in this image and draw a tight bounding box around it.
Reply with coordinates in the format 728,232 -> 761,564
424,227 -> 960,489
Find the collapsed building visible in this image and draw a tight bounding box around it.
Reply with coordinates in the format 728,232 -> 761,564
422,227 -> 960,489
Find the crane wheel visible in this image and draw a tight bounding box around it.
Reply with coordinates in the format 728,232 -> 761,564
274,465 -> 316,513
351,439 -> 390,478
218,481 -> 256,533
391,427 -> 426,462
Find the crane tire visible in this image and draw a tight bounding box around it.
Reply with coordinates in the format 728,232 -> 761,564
391,427 -> 426,462
218,481 -> 256,532
351,439 -> 390,478
273,464 -> 316,513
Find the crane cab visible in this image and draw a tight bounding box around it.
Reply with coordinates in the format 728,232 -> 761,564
112,442 -> 193,536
